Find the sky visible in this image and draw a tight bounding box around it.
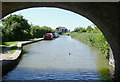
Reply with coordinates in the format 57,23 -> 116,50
5,7 -> 93,31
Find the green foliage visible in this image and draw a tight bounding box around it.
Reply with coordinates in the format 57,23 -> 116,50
30,25 -> 54,38
2,14 -> 31,41
74,27 -> 86,33
1,14 -> 55,53
73,25 -> 101,33
80,28 -> 86,33
70,32 -> 109,59
92,27 -> 101,33
10,44 -> 18,54
71,24 -> 110,58
74,26 -> 93,33
1,14 -> 55,42
74,27 -> 82,32
86,26 -> 93,33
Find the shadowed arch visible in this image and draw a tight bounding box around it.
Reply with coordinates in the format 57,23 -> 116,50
2,2 -> 119,78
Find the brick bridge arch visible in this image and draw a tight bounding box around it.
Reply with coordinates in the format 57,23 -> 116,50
1,2 -> 119,77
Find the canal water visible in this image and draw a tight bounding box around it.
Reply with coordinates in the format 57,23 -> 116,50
3,35 -> 114,80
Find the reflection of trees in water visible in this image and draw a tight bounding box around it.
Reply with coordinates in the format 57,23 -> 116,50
3,60 -> 20,76
96,51 -> 115,80
2,50 -> 27,76
21,50 -> 28,55
97,68 -> 115,80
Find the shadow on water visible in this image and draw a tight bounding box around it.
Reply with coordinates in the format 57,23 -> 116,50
1,36 -> 118,81
2,50 -> 28,76
97,68 -> 114,80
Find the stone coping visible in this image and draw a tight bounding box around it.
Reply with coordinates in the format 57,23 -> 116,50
0,38 -> 43,61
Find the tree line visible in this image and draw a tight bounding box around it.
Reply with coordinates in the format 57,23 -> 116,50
73,25 -> 100,33
0,14 -> 55,42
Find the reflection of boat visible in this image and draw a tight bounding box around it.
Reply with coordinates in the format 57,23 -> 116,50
67,34 -> 69,36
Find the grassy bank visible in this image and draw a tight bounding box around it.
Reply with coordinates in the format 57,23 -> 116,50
0,41 -> 22,53
0,38 -> 41,53
10,44 -> 18,54
70,32 -> 109,59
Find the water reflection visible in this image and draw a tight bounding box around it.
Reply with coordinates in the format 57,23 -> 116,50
3,35 -> 114,80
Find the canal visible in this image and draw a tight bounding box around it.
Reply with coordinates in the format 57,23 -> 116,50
3,35 -> 114,80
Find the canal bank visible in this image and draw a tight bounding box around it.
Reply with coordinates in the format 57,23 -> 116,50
2,35 -> 115,80
69,32 -> 115,68
0,38 -> 43,75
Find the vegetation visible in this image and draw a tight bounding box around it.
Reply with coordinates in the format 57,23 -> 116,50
1,14 -> 55,42
70,25 -> 109,59
0,41 -> 23,53
1,15 -> 31,41
73,26 -> 93,33
10,44 -> 18,54
0,14 -> 55,52
0,14 -> 109,59
30,25 -> 55,38
0,14 -> 55,41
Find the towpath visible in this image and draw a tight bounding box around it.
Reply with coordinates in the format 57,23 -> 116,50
0,38 -> 43,60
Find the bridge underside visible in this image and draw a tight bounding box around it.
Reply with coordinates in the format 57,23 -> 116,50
1,2 -> 120,78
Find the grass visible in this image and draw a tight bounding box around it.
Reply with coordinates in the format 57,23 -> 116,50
70,32 -> 109,59
0,38 -> 40,53
10,44 -> 18,54
2,41 -> 22,46
0,41 -> 23,52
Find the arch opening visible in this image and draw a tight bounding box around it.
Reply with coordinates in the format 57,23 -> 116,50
1,2 -> 119,79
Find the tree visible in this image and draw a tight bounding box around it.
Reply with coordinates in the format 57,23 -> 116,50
30,25 -> 55,38
74,27 -> 86,33
30,25 -> 41,38
92,25 -> 101,33
2,14 -> 31,41
86,26 -> 93,33
74,27 -> 80,32
80,28 -> 86,33
2,14 -> 55,41
74,27 -> 84,32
